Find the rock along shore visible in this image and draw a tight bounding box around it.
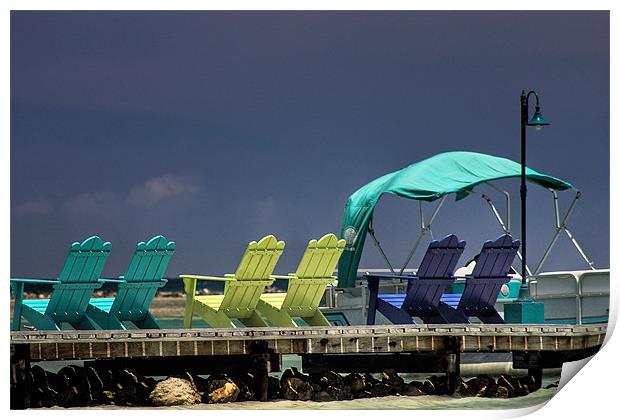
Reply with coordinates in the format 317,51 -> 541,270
26,364 -> 558,408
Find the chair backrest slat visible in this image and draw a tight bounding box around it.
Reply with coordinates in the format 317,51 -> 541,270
47,236 -> 112,317
471,235 -> 520,278
233,235 -> 285,281
110,235 -> 175,316
279,234 -> 344,309
457,235 -> 520,315
401,235 -> 465,312
417,235 -> 465,279
220,282 -> 263,310
295,234 -> 346,278
124,235 -> 176,282
57,236 -> 111,283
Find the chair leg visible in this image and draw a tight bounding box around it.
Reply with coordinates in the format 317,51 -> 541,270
86,306 -> 126,330
256,300 -> 297,327
301,310 -> 332,327
193,303 -> 236,328
418,313 -> 450,324
11,283 -> 25,331
21,307 -> 61,331
240,311 -> 269,328
183,278 -> 198,329
476,310 -> 505,324
134,312 -> 161,329
436,302 -> 470,324
366,277 -> 380,325
35,316 -> 62,331
375,299 -> 415,325
205,312 -> 236,328
183,300 -> 194,328
72,316 -> 99,330
11,315 -> 22,332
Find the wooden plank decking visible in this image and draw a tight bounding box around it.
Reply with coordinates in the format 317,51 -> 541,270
10,324 -> 606,361
10,324 -> 606,408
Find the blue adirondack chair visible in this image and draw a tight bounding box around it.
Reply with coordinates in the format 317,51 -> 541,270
365,234 -> 466,325
86,235 -> 175,329
438,234 -> 520,324
10,236 -> 112,331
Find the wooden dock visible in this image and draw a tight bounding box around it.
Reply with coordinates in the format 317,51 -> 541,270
10,323 -> 606,408
11,323 -> 606,360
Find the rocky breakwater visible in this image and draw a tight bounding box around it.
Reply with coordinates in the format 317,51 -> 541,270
25,364 -> 555,408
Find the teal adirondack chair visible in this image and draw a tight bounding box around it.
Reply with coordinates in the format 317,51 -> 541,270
11,236 -> 112,331
86,235 -> 175,329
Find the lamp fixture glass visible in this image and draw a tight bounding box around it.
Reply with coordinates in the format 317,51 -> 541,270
527,106 -> 550,130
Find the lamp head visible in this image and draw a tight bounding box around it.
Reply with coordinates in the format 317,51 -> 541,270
527,106 -> 550,131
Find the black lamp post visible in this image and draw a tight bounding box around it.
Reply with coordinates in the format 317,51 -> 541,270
518,90 -> 550,301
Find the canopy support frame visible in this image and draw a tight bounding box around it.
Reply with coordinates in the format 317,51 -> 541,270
362,185 -> 595,281
475,185 -> 531,277
534,189 -> 595,274
398,195 -> 447,275
367,216 -> 396,274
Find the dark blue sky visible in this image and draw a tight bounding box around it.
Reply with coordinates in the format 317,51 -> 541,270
11,11 -> 609,279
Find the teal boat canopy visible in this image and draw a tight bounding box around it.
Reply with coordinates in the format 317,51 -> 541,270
337,151 -> 573,288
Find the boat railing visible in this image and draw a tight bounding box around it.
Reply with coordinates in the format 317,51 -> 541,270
529,269 -> 610,324
321,269 -> 609,325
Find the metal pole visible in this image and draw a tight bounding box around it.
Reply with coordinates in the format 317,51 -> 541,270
481,193 -> 510,234
399,195 -> 447,275
518,90 -> 532,301
368,218 -> 396,274
564,227 -> 596,270
486,182 -> 511,232
533,189 -> 595,273
478,192 -> 530,276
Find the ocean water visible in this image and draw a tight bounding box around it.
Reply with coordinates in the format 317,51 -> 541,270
66,385 -> 559,410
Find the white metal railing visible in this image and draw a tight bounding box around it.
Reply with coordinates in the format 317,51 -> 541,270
529,269 -> 610,324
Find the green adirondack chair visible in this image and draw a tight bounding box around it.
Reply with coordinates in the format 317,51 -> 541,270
86,235 -> 175,330
181,235 -> 285,328
10,236 -> 112,331
257,233 -> 346,327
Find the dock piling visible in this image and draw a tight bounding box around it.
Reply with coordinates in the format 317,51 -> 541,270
10,344 -> 31,409
445,336 -> 461,395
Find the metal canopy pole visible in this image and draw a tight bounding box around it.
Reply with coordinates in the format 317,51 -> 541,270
534,189 -> 595,274
476,188 -> 532,277
563,227 -> 596,270
481,193 -> 510,234
486,182 -> 511,232
367,216 -> 396,274
399,195 -> 447,275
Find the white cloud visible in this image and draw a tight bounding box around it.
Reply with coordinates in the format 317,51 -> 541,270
36,173 -> 199,217
127,174 -> 198,207
64,190 -> 119,211
13,198 -> 53,216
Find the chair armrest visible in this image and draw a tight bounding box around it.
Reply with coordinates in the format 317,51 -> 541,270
10,278 -> 60,284
464,274 -> 508,280
98,278 -> 126,284
99,278 -> 168,284
179,274 -> 234,282
270,274 -> 296,280
363,273 -> 417,281
118,280 -> 167,289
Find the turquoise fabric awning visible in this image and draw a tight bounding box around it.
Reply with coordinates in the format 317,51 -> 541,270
337,151 -> 573,288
